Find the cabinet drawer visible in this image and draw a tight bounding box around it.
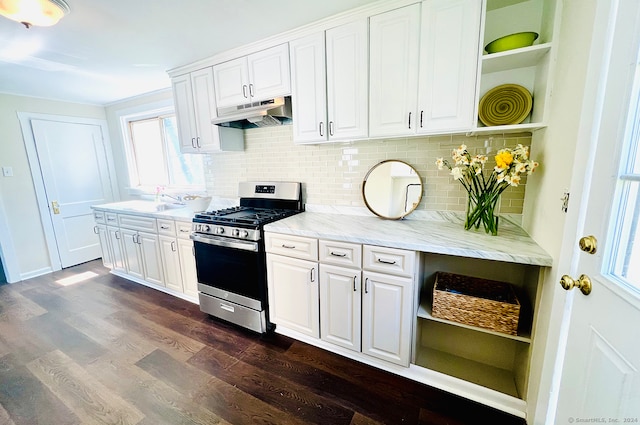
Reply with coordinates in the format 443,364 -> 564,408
93,210 -> 105,224
319,240 -> 361,269
118,214 -> 157,233
363,245 -> 415,277
157,219 -> 176,236
176,222 -> 193,240
105,212 -> 119,226
265,232 -> 318,261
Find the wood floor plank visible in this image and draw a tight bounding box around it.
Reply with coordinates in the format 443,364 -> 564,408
0,318 -> 56,365
137,348 -> 310,425
350,412 -> 386,425
86,355 -> 232,425
0,287 -> 48,321
237,341 -> 420,424
106,310 -> 205,362
26,350 -> 145,425
0,353 -> 80,425
188,346 -> 355,425
141,308 -> 254,358
0,402 -> 16,425
26,312 -> 107,366
64,312 -> 157,364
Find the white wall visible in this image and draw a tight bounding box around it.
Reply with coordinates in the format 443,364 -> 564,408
0,93 -> 107,281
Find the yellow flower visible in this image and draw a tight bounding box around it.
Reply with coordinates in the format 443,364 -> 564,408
495,151 -> 514,169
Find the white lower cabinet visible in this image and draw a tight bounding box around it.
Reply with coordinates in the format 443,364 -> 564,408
106,225 -> 126,273
159,235 -> 183,292
176,222 -> 198,299
266,232 -> 417,368
93,209 -> 199,303
361,270 -> 413,366
121,227 -> 164,287
266,253 -> 319,337
94,224 -> 112,269
319,264 -> 361,352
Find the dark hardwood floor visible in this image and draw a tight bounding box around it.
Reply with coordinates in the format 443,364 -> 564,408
0,260 -> 527,425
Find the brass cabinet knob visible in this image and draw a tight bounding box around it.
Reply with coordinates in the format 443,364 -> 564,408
560,274 -> 592,296
579,235 -> 597,254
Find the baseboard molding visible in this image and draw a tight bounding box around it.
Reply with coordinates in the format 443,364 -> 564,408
20,267 -> 54,281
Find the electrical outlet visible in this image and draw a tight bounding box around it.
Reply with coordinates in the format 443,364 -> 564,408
2,167 -> 13,177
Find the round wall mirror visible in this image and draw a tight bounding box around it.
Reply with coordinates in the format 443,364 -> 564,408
362,160 -> 423,220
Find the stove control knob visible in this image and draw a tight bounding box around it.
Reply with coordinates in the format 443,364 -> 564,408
232,229 -> 240,237
202,224 -> 210,233
242,230 -> 249,238
216,227 -> 225,235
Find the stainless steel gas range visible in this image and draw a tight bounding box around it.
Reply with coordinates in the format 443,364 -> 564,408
190,181 -> 303,333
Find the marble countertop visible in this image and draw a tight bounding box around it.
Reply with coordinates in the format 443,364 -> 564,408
264,211 -> 553,267
92,200 -> 196,222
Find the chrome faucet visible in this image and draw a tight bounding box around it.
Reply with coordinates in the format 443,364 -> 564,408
161,193 -> 185,204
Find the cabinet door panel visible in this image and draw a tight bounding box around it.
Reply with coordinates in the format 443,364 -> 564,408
362,271 -> 413,366
248,43 -> 291,102
107,227 -> 125,272
139,232 -> 164,287
121,228 -> 144,280
213,57 -> 249,108
190,68 -> 221,151
320,264 -> 361,352
96,224 -> 112,269
159,235 -> 183,292
290,33 -> 327,143
369,4 -> 421,137
267,254 -> 319,337
326,19 -> 369,140
418,0 -> 481,133
177,238 -> 198,299
172,74 -> 197,153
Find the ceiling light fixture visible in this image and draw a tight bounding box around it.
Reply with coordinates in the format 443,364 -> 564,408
0,0 -> 70,28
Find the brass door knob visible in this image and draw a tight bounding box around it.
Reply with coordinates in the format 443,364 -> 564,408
560,274 -> 592,295
579,235 -> 597,254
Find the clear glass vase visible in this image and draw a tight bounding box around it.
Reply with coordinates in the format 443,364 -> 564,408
465,191 -> 500,236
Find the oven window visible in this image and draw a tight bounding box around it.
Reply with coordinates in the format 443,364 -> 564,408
193,241 -> 265,301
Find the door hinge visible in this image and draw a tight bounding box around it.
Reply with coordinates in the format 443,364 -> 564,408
561,191 -> 570,213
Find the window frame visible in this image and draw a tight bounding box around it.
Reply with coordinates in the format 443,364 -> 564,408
120,105 -> 205,194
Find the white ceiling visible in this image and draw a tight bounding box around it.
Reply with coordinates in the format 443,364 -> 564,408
0,0 -> 376,105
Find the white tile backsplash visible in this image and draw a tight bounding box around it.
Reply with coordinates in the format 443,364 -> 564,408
204,126 -> 532,214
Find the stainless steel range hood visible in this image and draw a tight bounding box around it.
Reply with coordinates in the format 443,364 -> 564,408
211,96 -> 292,129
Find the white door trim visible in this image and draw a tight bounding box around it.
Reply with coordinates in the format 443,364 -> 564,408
17,112 -> 119,272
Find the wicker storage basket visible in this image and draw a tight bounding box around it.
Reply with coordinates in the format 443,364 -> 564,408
432,272 -> 520,335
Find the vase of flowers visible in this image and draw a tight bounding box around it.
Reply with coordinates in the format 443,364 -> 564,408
436,144 -> 538,236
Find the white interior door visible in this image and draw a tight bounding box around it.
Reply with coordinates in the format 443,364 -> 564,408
554,0 -> 640,421
30,118 -> 114,268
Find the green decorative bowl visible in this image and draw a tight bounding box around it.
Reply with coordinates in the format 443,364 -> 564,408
485,32 -> 539,54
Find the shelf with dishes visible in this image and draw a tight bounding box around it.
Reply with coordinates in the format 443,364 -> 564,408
473,0 -> 559,135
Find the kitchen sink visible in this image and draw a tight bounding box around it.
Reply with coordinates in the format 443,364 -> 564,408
120,200 -> 185,212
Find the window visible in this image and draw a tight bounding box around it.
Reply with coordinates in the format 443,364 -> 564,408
608,55 -> 640,292
125,113 -> 204,189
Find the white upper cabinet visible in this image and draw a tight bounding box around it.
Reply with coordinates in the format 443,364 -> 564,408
171,68 -> 243,153
369,1 -> 481,137
213,43 -> 291,108
290,20 -> 368,144
369,3 -> 421,138
290,33 -> 327,143
417,0 -> 482,133
326,20 -> 369,141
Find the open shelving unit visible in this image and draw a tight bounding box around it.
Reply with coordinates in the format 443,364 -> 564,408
412,250 -> 543,401
471,0 -> 558,135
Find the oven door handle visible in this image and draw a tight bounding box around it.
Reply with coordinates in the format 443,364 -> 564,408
190,233 -> 259,252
